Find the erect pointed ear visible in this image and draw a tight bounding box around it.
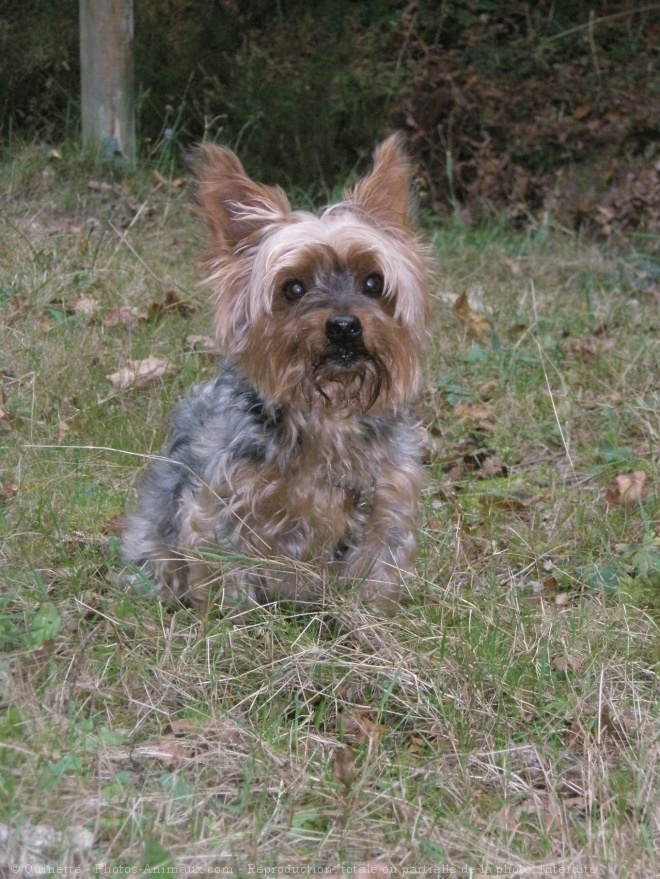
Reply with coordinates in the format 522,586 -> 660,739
346,133 -> 414,229
196,144 -> 291,253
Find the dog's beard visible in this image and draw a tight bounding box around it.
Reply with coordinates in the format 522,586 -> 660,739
311,349 -> 388,411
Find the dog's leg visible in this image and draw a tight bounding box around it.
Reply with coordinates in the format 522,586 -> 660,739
345,460 -> 423,611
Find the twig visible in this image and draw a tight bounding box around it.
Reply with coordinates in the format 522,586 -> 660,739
545,3 -> 660,42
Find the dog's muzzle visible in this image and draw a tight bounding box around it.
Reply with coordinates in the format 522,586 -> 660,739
325,314 -> 367,366
325,314 -> 362,347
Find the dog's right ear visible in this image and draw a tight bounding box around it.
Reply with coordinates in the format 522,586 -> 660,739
347,133 -> 413,230
196,145 -> 291,253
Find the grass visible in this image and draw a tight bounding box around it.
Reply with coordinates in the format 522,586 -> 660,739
1,143 -> 660,876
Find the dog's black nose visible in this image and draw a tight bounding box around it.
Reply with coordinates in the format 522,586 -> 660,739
325,314 -> 362,346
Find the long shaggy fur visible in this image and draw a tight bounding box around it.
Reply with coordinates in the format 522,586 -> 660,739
122,135 -> 432,612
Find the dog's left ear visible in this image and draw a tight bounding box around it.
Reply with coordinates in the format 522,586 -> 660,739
347,134 -> 413,229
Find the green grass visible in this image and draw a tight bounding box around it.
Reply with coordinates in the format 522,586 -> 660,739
1,144 -> 659,875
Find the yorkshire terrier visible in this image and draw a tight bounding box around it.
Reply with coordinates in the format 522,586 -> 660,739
122,134 -> 431,612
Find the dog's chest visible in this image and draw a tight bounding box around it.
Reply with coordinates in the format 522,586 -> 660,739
234,416 -> 383,556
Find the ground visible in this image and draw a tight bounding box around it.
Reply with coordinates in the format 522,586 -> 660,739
0,145 -> 659,875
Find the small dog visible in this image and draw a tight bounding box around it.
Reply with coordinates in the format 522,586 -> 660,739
122,135 -> 431,612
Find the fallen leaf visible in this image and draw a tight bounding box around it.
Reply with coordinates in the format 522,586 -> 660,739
168,719 -> 197,737
444,436 -> 506,480
478,379 -> 499,399
103,305 -> 147,328
454,401 -> 494,421
338,710 -> 383,746
452,291 -> 490,338
604,470 -> 648,506
553,653 -> 583,673
486,490 -> 546,511
542,575 -> 559,592
152,171 -> 185,189
332,745 -> 355,789
454,400 -> 496,430
72,294 -> 99,316
503,257 -> 522,275
1,482 -> 19,502
562,795 -> 591,813
562,337 -> 596,359
147,290 -> 194,322
446,459 -> 466,481
88,180 -> 112,192
107,514 -> 127,536
597,705 -> 630,743
57,421 -> 69,443
184,334 -> 219,353
135,734 -> 196,767
574,103 -> 592,120
106,356 -> 176,391
479,456 -> 505,478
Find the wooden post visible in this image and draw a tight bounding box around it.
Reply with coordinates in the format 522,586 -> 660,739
79,0 -> 135,163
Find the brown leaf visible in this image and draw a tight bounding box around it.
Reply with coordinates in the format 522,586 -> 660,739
494,792 -> 562,833
604,470 -> 648,506
479,456 -> 505,478
454,400 -> 496,431
103,305 -> 147,328
562,337 -> 596,359
542,575 -> 559,592
106,356 -> 176,391
487,490 -> 545,511
1,482 -> 19,503
452,291 -> 490,338
107,514 -> 126,536
562,795 -> 591,813
184,334 -> 219,353
573,103 -> 592,120
71,294 -> 99,316
332,745 -> 355,789
168,719 -> 197,737
338,710 -> 383,746
147,290 -> 194,322
553,652 -> 583,674
478,379 -> 499,400
135,734 -> 196,767
597,705 -> 630,743
88,180 -> 112,192
153,171 -> 185,189
446,459 -> 467,481
454,401 -> 494,421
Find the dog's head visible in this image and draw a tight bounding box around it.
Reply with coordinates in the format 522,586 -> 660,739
197,135 -> 431,414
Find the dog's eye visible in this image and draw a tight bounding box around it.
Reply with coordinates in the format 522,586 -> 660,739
282,279 -> 307,301
362,273 -> 384,298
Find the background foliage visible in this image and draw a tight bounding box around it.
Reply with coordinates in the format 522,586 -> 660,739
2,1 -> 659,228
